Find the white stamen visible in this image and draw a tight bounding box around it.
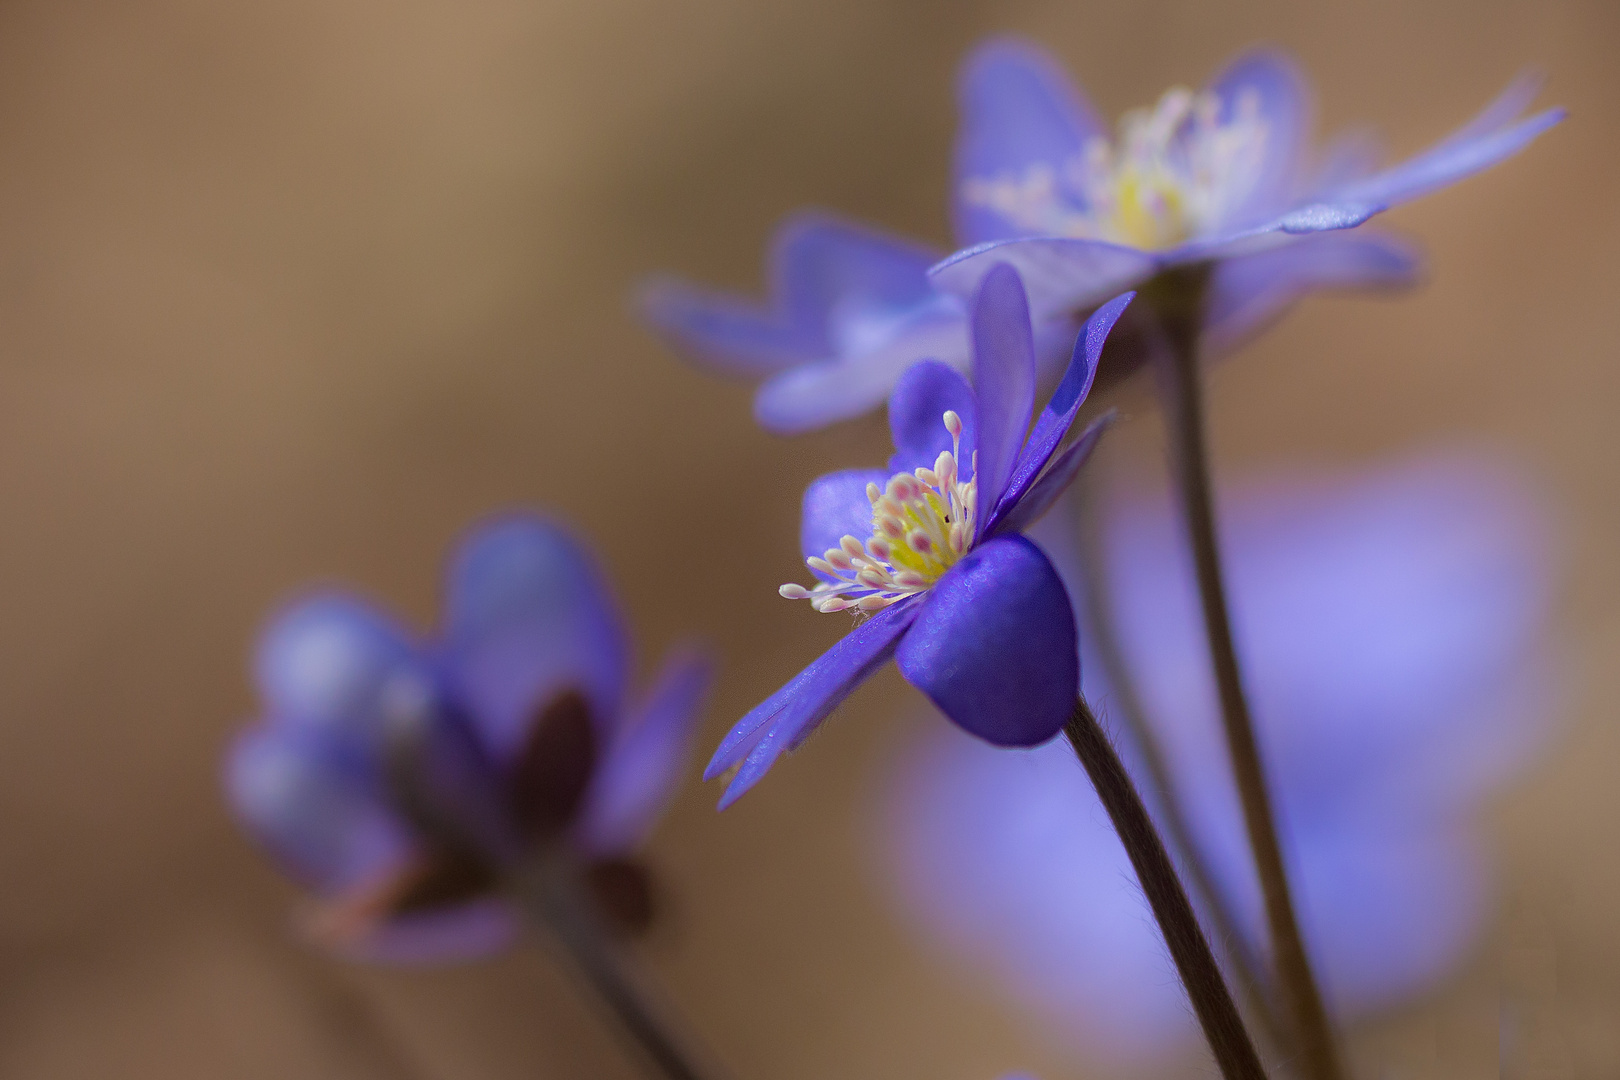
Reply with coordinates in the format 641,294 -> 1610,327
779,583 -> 812,600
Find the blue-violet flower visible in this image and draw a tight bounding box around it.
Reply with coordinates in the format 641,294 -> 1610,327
705,263 -> 1130,807
226,514 -> 711,962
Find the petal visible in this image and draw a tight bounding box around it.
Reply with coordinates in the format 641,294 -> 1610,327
969,264 -> 1039,528
1205,49 -> 1313,229
226,724 -> 416,895
706,598 -> 922,806
255,593 -> 428,742
1332,106 -> 1564,210
1204,230 -> 1422,354
1309,128 -> 1385,195
885,360 -> 978,474
896,535 -> 1076,746
930,238 -> 1159,324
575,646 -> 713,855
799,468 -> 893,581
752,304 -> 970,435
439,515 -> 628,764
636,276 -> 816,378
1432,70 -> 1548,152
771,211 -> 946,344
952,37 -> 1105,246
990,412 -> 1115,538
990,291 -> 1131,527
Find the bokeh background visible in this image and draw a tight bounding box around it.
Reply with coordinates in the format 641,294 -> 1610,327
0,0 -> 1612,1076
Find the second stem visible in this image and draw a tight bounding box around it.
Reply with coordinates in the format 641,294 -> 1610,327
1145,265 -> 1346,1080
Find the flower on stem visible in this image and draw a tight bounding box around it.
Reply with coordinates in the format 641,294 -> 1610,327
933,38 -> 1564,347
704,263 -> 1130,808
226,515 -> 711,962
876,454 -> 1557,1066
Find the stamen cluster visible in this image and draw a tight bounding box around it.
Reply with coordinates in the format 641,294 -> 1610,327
962,86 -> 1270,249
780,411 -> 977,614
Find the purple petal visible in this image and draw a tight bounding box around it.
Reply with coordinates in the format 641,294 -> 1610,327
439,515 -> 628,764
1332,106 -> 1564,210
574,646 -> 712,856
256,594 -> 428,742
886,360 -> 978,475
896,536 -> 1076,746
951,37 -> 1105,246
969,264 -> 1039,529
706,599 -> 922,805
990,292 -> 1131,528
1309,128 -> 1385,195
771,211 -> 945,344
226,724 -> 416,895
752,303 -> 970,435
340,899 -> 519,965
635,276 -> 815,379
1433,71 -> 1548,152
799,468 -> 893,581
930,238 -> 1158,324
1205,49 -> 1313,229
990,413 -> 1115,539
1204,230 -> 1422,354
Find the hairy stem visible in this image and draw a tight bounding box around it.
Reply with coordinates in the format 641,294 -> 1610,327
1065,696 -> 1269,1080
1143,265 -> 1346,1080
1069,481 -> 1289,1052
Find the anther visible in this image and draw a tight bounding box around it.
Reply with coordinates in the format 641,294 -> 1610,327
824,549 -> 854,572
840,535 -> 866,559
807,556 -> 837,575
943,410 -> 963,438
779,584 -> 811,600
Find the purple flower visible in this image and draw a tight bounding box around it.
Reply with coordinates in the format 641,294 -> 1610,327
704,264 -> 1130,808
226,514 -> 711,963
933,38 -> 1563,343
876,453 -> 1557,1066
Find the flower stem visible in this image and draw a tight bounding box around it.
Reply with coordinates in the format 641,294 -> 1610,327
1065,695 -> 1269,1080
1143,265 -> 1347,1080
1069,481 -> 1289,1053
512,856 -> 727,1080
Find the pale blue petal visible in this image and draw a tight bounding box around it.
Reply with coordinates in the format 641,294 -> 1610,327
636,276 -> 815,378
1332,107 -> 1564,210
1205,49 -> 1313,229
930,238 -> 1158,323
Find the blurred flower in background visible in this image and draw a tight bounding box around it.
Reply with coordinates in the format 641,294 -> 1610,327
875,452 -> 1560,1068
226,515 -> 710,963
639,37 -> 1559,433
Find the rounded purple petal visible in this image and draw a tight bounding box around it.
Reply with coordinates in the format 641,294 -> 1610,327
896,535 -> 1076,746
799,468 -> 893,581
968,264 -> 1039,526
1204,48 -> 1313,230
438,515 -> 628,763
770,211 -> 945,346
886,360 -> 978,475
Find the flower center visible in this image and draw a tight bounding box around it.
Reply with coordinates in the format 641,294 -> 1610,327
781,411 -> 977,614
961,86 -> 1269,250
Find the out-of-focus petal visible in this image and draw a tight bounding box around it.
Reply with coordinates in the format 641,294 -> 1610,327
636,276 -> 814,379
990,413 -> 1114,539
771,211 -> 945,344
752,305 -> 969,435
227,725 -> 416,895
439,515 -> 628,763
1204,230 -> 1423,354
1331,106 -> 1565,210
1205,49 -> 1313,229
886,360 -> 979,475
930,238 -> 1158,323
969,264 -> 1039,528
708,599 -> 923,807
255,594 -> 427,742
799,468 -> 893,581
1431,71 -> 1548,154
897,536 -> 1075,746
575,647 -> 712,856
991,292 -> 1130,526
952,37 -> 1105,247
339,899 -> 519,965
1310,128 -> 1385,195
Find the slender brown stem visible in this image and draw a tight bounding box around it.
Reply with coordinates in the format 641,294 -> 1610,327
1065,696 -> 1269,1080
1069,480 -> 1289,1053
1143,266 -> 1346,1080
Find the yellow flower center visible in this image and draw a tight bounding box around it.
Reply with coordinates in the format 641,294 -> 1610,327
961,86 -> 1270,250
780,411 -> 977,615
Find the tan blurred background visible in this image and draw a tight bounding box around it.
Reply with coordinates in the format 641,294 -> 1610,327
0,0 -> 1611,1076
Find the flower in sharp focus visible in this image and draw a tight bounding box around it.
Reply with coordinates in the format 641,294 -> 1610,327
704,263 -> 1131,808
876,453 -> 1558,1067
932,38 -> 1564,349
226,515 -> 711,962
